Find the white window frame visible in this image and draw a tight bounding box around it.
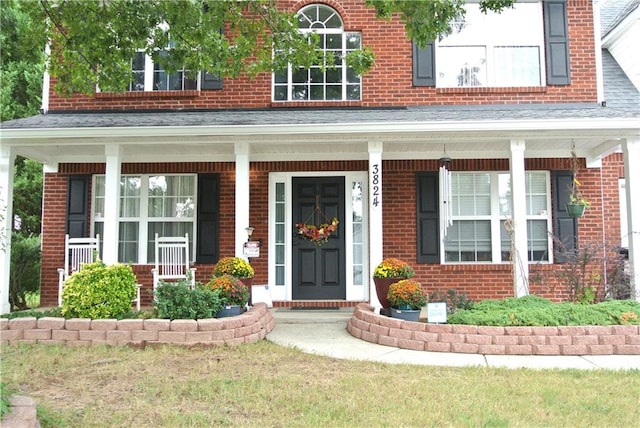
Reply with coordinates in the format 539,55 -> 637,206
272,4 -> 362,101
92,174 -> 197,264
128,51 -> 201,92
443,171 -> 552,264
436,1 -> 546,88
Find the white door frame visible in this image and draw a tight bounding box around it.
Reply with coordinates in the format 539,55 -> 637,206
268,171 -> 369,302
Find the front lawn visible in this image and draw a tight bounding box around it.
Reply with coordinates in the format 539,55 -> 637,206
2,343 -> 639,427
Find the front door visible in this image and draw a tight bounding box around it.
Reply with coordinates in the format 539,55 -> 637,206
292,177 -> 346,299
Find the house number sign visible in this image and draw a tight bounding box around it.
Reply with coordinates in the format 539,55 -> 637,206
371,163 -> 381,208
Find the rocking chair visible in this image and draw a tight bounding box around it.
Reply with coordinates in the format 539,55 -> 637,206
57,234 -> 141,310
151,233 -> 196,291
57,234 -> 100,306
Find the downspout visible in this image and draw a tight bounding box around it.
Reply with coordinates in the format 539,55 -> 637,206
594,0 -> 605,105
41,42 -> 50,114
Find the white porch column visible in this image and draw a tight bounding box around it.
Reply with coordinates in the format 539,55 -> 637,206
0,145 -> 16,314
102,145 -> 121,264
368,141 -> 383,307
235,142 -> 250,258
622,137 -> 640,302
509,139 -> 529,297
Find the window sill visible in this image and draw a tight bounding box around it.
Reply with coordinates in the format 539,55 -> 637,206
441,262 -> 551,269
271,100 -> 362,108
95,90 -> 201,100
436,86 -> 547,94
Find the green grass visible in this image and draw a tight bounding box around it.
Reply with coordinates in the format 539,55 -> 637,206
2,342 -> 639,427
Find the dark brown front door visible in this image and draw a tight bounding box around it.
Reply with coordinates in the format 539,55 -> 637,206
292,177 -> 346,300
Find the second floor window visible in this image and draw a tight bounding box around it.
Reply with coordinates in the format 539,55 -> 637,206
273,4 -> 362,101
437,2 -> 544,88
128,51 -> 198,92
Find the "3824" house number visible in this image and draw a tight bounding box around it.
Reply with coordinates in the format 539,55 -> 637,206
371,163 -> 380,208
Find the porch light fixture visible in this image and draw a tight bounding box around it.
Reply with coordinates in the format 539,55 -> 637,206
245,226 -> 255,241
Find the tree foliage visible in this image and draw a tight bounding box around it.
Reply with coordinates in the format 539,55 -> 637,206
12,156 -> 43,236
0,0 -> 44,121
15,0 -> 512,96
9,232 -> 41,311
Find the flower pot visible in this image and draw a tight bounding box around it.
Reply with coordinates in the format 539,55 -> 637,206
239,277 -> 254,305
373,277 -> 403,309
390,307 -> 421,322
216,305 -> 245,318
566,203 -> 585,218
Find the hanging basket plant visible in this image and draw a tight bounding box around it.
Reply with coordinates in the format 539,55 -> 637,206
295,195 -> 339,246
566,141 -> 590,219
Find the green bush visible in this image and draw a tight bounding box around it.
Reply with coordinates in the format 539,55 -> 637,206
154,280 -> 223,320
429,288 -> 474,315
447,296 -> 640,326
9,232 -> 41,311
61,261 -> 137,319
1,307 -> 62,319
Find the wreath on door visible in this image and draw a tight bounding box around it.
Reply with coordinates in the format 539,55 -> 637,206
296,195 -> 339,246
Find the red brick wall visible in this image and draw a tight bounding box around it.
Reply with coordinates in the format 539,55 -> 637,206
41,154 -> 623,306
46,1 -> 597,111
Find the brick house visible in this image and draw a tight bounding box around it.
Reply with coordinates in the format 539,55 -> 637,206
1,0 -> 638,313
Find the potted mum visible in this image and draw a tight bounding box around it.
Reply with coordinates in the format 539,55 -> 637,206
213,256 -> 255,305
213,256 -> 255,279
373,258 -> 415,310
387,279 -> 427,322
206,274 -> 250,317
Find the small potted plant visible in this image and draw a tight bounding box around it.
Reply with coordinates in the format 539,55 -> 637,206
213,256 -> 255,279
373,258 -> 415,309
387,279 -> 427,322
566,144 -> 590,218
206,274 -> 250,317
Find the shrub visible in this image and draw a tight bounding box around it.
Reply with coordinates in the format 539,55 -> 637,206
531,240 -> 630,303
1,307 -> 62,319
429,288 -> 474,315
373,258 -> 414,279
213,256 -> 254,278
154,280 -> 222,320
447,296 -> 640,326
205,274 -> 250,306
387,279 -> 427,309
61,261 -> 137,319
9,232 -> 40,311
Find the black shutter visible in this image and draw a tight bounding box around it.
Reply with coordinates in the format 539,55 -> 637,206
196,173 -> 219,263
66,175 -> 90,238
544,1 -> 570,85
200,71 -> 222,90
552,170 -> 577,262
417,172 -> 440,263
413,41 -> 435,87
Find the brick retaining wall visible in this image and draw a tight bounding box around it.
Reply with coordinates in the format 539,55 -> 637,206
0,303 -> 274,347
347,304 -> 640,356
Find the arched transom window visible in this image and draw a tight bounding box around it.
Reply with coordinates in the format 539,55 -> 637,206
273,4 -> 361,101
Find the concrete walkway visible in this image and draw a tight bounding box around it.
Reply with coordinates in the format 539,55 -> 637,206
266,308 -> 640,370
